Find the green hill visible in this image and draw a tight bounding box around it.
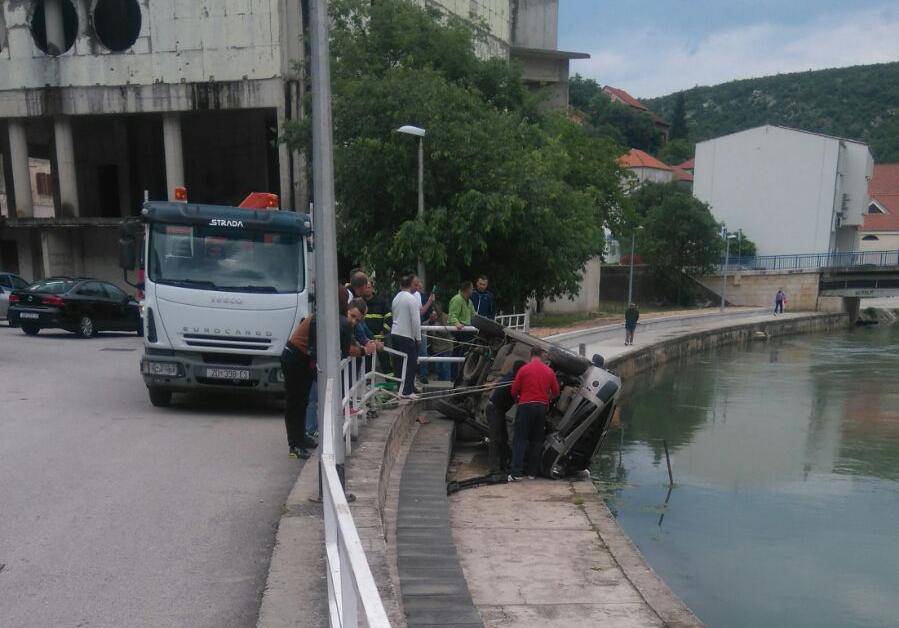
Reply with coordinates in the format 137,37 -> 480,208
643,62 -> 899,162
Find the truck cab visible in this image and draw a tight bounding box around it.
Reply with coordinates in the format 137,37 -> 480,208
121,199 -> 311,407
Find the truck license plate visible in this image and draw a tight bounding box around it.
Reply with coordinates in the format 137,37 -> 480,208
20,312 -> 39,319
206,368 -> 250,380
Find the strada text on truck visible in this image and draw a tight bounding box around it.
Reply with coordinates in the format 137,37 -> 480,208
119,194 -> 311,407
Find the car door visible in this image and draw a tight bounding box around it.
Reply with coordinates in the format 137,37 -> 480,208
101,283 -> 134,331
73,282 -> 109,329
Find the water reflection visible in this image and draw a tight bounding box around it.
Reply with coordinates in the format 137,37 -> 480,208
593,327 -> 899,628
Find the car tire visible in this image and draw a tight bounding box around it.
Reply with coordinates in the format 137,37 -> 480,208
472,315 -> 505,339
77,316 -> 97,338
435,398 -> 471,423
148,387 -> 172,407
21,323 -> 39,336
548,346 -> 591,376
461,349 -> 489,384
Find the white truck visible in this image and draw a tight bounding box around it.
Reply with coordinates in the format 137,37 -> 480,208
119,195 -> 311,407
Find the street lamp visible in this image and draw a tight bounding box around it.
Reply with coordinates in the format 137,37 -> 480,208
720,229 -> 738,311
397,125 -> 427,286
627,225 -> 644,305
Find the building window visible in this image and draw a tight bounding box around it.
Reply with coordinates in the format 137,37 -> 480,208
862,235 -> 880,241
868,201 -> 887,214
93,0 -> 142,52
30,0 -> 79,56
35,172 -> 52,197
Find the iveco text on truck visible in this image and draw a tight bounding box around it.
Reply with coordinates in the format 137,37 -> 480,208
119,195 -> 311,407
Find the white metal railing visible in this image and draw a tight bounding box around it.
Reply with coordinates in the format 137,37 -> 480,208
495,312 -> 530,331
321,379 -> 391,628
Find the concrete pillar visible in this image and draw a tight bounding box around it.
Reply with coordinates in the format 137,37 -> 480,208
53,116 -> 79,217
843,296 -> 861,322
44,0 -> 67,55
7,119 -> 33,218
113,119 -> 132,216
276,104 -> 292,210
162,113 -> 184,201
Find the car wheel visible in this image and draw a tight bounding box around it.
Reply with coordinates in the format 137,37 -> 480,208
21,323 -> 40,336
148,387 -> 172,407
78,316 -> 96,338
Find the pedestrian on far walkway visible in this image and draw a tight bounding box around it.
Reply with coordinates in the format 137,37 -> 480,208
391,274 -> 422,398
624,302 -> 639,346
774,288 -> 786,315
509,347 -> 559,481
471,275 -> 495,319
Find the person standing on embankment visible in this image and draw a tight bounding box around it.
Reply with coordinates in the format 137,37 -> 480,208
625,303 -> 639,346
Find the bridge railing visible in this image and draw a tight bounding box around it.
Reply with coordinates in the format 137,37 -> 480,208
718,250 -> 899,273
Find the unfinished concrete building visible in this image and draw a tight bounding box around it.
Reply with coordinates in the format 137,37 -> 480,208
0,0 -> 583,282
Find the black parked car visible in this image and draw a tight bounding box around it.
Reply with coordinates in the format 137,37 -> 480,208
8,277 -> 142,338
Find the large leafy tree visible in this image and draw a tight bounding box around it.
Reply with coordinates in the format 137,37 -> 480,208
627,183 -> 723,304
286,0 -> 624,308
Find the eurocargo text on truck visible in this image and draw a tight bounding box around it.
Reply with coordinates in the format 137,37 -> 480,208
119,191 -> 312,407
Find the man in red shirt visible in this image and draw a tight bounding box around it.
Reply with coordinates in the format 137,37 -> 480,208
509,346 -> 560,480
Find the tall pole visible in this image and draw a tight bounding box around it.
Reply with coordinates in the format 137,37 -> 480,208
627,231 -> 636,304
720,234 -> 731,311
417,136 -> 426,287
310,0 -> 344,470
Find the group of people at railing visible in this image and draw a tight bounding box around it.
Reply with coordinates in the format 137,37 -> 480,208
279,268 -> 500,459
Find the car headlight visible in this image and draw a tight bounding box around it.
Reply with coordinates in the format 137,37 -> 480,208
142,361 -> 181,377
271,368 -> 285,383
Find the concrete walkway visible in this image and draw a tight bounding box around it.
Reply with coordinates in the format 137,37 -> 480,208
551,309 -> 812,362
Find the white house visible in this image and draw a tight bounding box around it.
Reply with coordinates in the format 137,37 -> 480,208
693,125 -> 874,256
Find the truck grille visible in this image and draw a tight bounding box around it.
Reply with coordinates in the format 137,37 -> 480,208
183,333 -> 272,351
201,353 -> 254,366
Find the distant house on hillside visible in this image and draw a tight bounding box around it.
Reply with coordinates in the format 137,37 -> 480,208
618,148 -> 692,191
693,125 -> 874,256
860,164 -> 899,251
603,86 -> 671,142
675,158 -> 694,173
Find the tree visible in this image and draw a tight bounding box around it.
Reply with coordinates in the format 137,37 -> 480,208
569,75 -> 664,153
627,183 -> 722,304
657,139 -> 694,166
668,93 -> 689,141
286,0 -> 624,308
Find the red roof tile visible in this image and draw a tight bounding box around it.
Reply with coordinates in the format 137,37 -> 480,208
618,148 -> 672,171
602,86 -> 648,111
671,166 -> 693,182
676,158 -> 694,171
863,164 -> 899,232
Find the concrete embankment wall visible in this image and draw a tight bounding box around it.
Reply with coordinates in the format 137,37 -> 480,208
606,311 -> 849,378
695,269 -> 823,310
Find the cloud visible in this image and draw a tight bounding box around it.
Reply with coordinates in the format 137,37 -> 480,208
571,8 -> 899,98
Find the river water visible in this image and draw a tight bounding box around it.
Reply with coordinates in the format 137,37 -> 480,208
593,326 -> 899,628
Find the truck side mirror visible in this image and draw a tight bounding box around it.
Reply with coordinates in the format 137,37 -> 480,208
118,235 -> 137,270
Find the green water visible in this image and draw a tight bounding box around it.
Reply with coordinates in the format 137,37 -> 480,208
593,326 -> 899,628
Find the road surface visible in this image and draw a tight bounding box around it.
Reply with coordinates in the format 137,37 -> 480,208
0,324 -> 303,627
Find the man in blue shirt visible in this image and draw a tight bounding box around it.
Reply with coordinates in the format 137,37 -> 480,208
471,275 -> 495,319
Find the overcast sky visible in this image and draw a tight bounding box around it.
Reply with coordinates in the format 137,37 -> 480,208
558,1 -> 899,98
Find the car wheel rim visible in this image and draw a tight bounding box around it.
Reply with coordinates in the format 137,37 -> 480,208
81,317 -> 93,336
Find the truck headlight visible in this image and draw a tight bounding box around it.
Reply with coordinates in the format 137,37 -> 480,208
142,361 -> 182,377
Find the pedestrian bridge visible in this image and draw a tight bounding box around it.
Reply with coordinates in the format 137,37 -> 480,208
720,250 -> 899,300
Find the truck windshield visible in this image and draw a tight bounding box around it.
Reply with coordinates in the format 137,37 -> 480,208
147,223 -> 303,293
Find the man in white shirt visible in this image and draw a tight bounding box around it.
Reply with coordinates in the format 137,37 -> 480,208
391,273 -> 422,398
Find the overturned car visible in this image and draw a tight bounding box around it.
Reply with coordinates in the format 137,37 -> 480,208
435,316 -> 621,479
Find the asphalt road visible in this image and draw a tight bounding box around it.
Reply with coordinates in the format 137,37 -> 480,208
0,324 -> 303,627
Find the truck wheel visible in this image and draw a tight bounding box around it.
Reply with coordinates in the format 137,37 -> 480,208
22,324 -> 39,336
148,387 -> 172,407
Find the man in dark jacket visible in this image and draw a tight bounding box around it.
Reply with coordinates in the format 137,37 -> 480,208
363,279 -> 393,373
486,360 -> 526,475
624,302 -> 639,346
470,275 -> 495,319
